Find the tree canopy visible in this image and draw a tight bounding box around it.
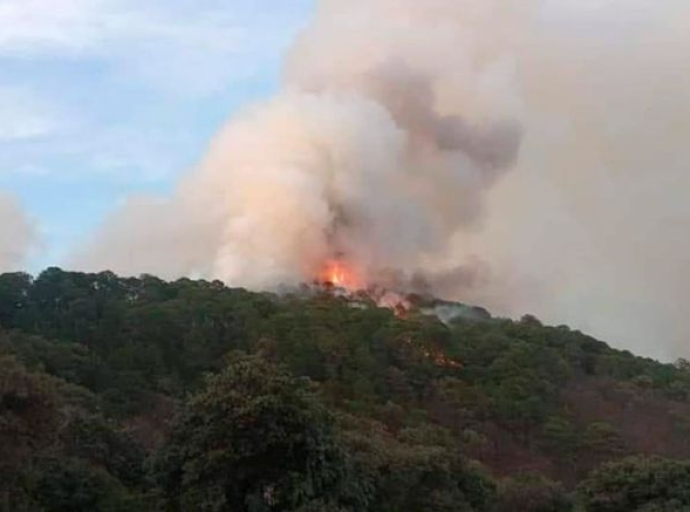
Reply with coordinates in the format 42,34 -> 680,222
2,268 -> 690,510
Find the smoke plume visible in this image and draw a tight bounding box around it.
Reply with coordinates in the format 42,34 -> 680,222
0,193 -> 36,271
74,0 -> 690,359
457,0 -> 690,360
74,0 -> 523,287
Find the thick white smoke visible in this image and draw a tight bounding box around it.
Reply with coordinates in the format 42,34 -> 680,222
0,193 -> 36,271
73,0 -> 523,289
445,0 -> 690,360
75,0 -> 690,359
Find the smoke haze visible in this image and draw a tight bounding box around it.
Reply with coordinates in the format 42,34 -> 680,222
0,194 -> 36,271
73,0 -> 690,360
460,0 -> 690,360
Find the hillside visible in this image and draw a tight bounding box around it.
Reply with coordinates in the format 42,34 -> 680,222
3,268 -> 690,511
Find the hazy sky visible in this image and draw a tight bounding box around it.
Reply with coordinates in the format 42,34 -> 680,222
0,0 -> 313,268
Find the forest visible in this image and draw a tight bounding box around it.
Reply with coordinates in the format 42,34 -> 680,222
3,268 -> 690,511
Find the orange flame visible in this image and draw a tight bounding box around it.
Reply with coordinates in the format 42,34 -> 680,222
319,259 -> 358,290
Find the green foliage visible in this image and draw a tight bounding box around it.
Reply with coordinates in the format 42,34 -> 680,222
0,272 -> 32,329
0,355 -> 62,510
0,354 -> 148,511
494,474 -> 574,512
30,457 -> 148,512
338,416 -> 495,511
579,456 -> 690,511
0,355 -> 62,460
153,353 -> 361,511
541,416 -> 580,458
3,268 -> 690,510
581,422 -> 628,462
60,413 -> 147,487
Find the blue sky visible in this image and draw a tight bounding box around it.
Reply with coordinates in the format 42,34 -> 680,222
0,0 -> 314,270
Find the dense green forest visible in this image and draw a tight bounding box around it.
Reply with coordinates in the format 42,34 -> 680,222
3,268 -> 690,511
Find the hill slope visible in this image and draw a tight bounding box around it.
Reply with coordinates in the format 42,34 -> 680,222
2,268 -> 690,511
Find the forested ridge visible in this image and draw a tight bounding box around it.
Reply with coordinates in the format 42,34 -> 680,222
3,268 -> 690,511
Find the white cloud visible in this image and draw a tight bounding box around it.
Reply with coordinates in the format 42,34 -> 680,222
0,0 -> 238,56
0,0 -> 312,181
0,0 -> 105,54
0,123 -> 190,182
0,87 -> 63,141
0,0 -> 306,94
